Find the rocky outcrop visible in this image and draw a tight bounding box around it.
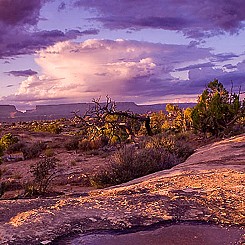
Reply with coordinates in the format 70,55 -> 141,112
0,134 -> 244,244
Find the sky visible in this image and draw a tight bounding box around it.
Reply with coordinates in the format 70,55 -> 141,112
0,0 -> 245,110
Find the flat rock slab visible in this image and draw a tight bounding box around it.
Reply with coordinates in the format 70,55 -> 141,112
0,134 -> 245,244
62,223 -> 244,245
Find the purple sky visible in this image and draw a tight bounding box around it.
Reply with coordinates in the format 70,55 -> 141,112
0,0 -> 245,110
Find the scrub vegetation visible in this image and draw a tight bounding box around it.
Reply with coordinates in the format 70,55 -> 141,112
0,80 -> 244,197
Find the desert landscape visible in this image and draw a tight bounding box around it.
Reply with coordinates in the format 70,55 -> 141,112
0,130 -> 244,244
0,81 -> 244,244
1,1 -> 245,244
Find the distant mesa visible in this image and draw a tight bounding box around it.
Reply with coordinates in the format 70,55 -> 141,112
0,105 -> 23,121
0,102 -> 196,122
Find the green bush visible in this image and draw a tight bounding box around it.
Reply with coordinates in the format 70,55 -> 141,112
191,80 -> 244,136
0,133 -> 19,151
32,122 -> 62,134
91,146 -> 177,188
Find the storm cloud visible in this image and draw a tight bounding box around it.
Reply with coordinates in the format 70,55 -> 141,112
74,0 -> 245,38
0,0 -> 99,58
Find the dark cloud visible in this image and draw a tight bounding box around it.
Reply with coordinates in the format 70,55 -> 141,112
0,28 -> 99,58
187,65 -> 245,94
175,62 -> 214,72
5,69 -> 38,77
0,0 -> 47,25
6,84 -> 14,88
58,2 -> 66,11
74,0 -> 245,38
223,64 -> 237,69
211,53 -> 239,62
0,0 -> 99,59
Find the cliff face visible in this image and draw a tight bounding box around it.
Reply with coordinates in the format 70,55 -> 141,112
0,105 -> 23,121
25,102 -> 195,117
27,102 -> 140,116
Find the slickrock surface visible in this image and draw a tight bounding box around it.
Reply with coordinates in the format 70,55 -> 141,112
0,134 -> 244,244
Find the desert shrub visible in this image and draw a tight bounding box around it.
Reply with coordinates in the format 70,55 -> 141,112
64,138 -> 80,151
25,157 -> 58,196
79,137 -> 108,151
142,133 -> 194,162
23,182 -> 40,197
0,133 -> 19,151
91,137 -> 108,149
78,139 -> 91,151
32,122 -> 62,134
22,142 -> 47,159
91,146 -> 177,188
45,148 -> 55,157
7,142 -> 26,154
173,140 -> 195,162
6,141 -> 46,159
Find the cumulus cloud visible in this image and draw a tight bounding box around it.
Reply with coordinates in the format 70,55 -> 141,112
3,39 -> 212,105
74,0 -> 245,38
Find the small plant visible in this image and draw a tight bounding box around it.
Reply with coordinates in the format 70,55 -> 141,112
142,133 -> 194,162
5,141 -> 46,160
45,148 -> 55,157
0,133 -> 19,151
70,160 -> 77,166
26,157 -> 58,196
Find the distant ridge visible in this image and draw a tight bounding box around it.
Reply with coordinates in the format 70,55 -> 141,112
0,102 -> 196,122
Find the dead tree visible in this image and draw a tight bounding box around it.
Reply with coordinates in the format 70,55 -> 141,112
73,96 -> 152,142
